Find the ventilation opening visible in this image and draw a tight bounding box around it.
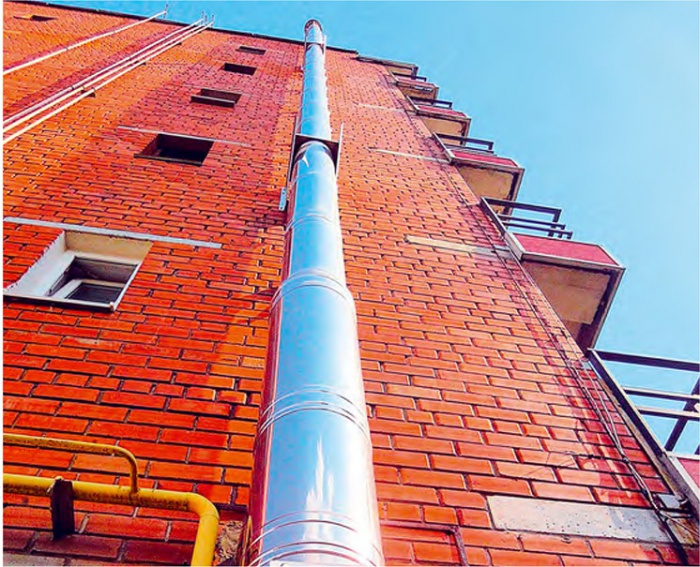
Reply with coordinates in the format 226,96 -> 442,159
15,14 -> 56,21
191,88 -> 241,108
223,62 -> 256,75
136,133 -> 214,166
237,45 -> 265,55
3,232 -> 151,311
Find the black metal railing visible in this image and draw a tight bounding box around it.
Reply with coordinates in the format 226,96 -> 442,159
356,55 -> 418,79
589,350 -> 700,455
392,70 -> 427,82
409,96 -> 454,110
483,197 -> 573,239
438,133 -> 494,153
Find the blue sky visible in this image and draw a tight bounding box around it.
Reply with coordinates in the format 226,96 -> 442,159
46,1 -> 699,443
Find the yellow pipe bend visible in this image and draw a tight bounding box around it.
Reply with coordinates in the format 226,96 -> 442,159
4,434 -> 140,493
3,473 -> 219,566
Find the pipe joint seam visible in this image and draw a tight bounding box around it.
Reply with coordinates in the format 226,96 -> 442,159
271,271 -> 354,309
256,386 -> 371,439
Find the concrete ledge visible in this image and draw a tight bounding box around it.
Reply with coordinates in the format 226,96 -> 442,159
488,495 -> 671,542
4,218 -> 222,249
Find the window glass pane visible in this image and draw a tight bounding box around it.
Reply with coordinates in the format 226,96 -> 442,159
67,282 -> 123,303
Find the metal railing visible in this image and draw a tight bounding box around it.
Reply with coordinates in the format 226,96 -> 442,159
392,70 -> 427,81
483,197 -> 573,240
356,55 -> 418,78
588,350 -> 700,455
409,96 -> 454,110
437,133 -> 494,153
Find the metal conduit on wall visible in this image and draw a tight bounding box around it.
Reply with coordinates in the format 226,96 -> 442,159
245,20 -> 384,566
3,8 -> 168,76
3,19 -> 212,143
4,17 -> 208,132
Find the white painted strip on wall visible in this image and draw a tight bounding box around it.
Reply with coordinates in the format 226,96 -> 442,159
370,148 -> 449,163
357,103 -> 403,112
116,125 -> 251,147
406,234 -> 512,259
4,217 -> 222,249
488,495 -> 671,542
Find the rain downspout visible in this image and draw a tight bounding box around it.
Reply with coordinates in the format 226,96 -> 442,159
245,19 -> 384,566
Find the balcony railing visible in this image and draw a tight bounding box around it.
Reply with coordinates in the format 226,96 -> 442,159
438,133 -> 494,153
392,70 -> 427,81
588,349 -> 700,516
483,197 -> 573,240
589,350 -> 700,455
356,55 -> 418,79
409,96 -> 454,110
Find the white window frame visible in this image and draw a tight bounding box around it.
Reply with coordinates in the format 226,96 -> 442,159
4,232 -> 149,311
51,277 -> 128,300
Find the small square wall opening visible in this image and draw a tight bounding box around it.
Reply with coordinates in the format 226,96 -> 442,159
4,232 -> 151,311
237,45 -> 265,55
136,133 -> 213,166
223,62 -> 256,75
15,14 -> 56,21
47,257 -> 135,304
191,88 -> 241,108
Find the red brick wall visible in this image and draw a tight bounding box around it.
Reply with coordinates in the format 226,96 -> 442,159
4,3 -> 296,561
324,51 -> 686,566
3,2 -> 689,565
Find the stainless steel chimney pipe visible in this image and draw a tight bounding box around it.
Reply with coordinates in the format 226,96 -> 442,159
245,19 -> 384,566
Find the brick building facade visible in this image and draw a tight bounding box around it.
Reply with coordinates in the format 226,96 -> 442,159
3,2 -> 698,565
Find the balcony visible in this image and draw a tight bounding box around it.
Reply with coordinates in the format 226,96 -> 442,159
356,55 -> 418,79
408,96 -> 471,138
588,350 -> 699,517
392,72 -> 439,101
437,134 -> 524,202
482,197 -> 624,350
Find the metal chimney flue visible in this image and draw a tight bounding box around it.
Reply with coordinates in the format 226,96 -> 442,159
244,19 -> 384,566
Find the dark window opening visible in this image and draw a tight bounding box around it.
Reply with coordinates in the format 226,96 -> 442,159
136,133 -> 214,166
223,62 -> 256,75
237,45 -> 265,55
15,14 -> 57,21
48,257 -> 137,306
67,282 -> 123,303
191,88 -> 241,108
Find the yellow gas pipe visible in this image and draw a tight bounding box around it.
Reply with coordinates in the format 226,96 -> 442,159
3,434 -> 219,567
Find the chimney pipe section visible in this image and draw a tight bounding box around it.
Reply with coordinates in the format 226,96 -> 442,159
245,20 -> 384,566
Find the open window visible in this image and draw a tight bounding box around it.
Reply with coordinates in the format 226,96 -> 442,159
135,133 -> 214,166
4,232 -> 151,311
